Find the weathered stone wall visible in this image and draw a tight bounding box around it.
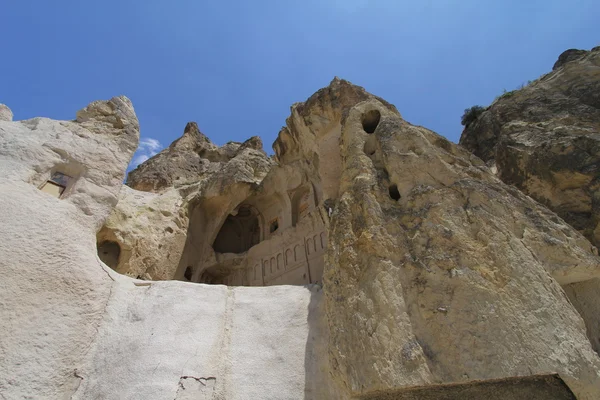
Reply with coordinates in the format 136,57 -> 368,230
324,97 -> 600,399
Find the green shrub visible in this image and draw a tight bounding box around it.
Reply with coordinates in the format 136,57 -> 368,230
461,105 -> 486,126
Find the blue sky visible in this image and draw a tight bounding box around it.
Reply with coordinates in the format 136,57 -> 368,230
1,1 -> 598,169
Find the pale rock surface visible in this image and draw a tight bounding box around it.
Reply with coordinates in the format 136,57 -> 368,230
0,103 -> 12,121
0,97 -> 139,398
0,97 -> 321,400
97,185 -> 187,280
71,282 -> 321,400
3,79 -> 600,400
0,95 -> 139,230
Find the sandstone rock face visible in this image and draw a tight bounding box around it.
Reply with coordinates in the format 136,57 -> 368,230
0,97 -> 139,398
115,78 -> 398,283
2,79 -> 600,400
460,46 -> 600,247
564,278 -> 600,353
0,98 -> 323,400
318,93 -> 600,399
97,185 -> 188,280
127,122 -> 267,193
0,103 -> 13,121
0,96 -> 139,229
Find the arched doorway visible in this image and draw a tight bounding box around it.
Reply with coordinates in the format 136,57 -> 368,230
212,204 -> 262,254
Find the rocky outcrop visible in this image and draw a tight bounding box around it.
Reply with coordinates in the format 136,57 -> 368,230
104,121 -> 276,281
0,103 -> 12,121
0,97 -> 139,398
553,48 -> 590,70
97,186 -> 188,280
116,78 -> 398,282
0,95 -> 139,229
459,46 -> 600,247
127,121 -> 268,193
0,97 -> 322,400
320,94 -> 600,399
274,77 -> 398,201
3,79 -> 600,400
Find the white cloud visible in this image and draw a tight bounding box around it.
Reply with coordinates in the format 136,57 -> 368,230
140,138 -> 162,153
128,137 -> 163,169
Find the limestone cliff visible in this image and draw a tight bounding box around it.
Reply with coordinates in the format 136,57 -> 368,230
460,46 -> 600,247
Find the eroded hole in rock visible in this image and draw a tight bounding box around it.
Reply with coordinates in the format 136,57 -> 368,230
97,240 -> 121,270
389,184 -> 401,201
184,266 -> 192,281
212,204 -> 261,254
269,218 -> 279,233
361,109 -> 381,134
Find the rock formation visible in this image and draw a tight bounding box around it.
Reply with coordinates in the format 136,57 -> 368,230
1,71 -> 600,399
460,46 -> 600,248
323,93 -> 600,399
0,103 -> 13,121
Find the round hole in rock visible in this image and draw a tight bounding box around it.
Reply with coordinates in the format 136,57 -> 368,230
389,184 -> 401,201
361,109 -> 381,134
97,240 -> 121,270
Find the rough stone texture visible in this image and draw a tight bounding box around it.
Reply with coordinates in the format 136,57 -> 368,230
3,79 -> 600,400
357,374 -> 576,400
322,97 -> 600,399
0,97 -> 139,398
563,278 -> 600,353
127,121 -> 267,193
459,46 -> 600,247
0,95 -> 139,230
0,103 -> 13,121
0,99 -> 322,400
110,108 -> 332,284
274,76 -> 398,202
97,185 -> 188,280
553,48 -> 589,70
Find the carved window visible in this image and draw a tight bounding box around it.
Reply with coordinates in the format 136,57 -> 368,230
40,172 -> 73,198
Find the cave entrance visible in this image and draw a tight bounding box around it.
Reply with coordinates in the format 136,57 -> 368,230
212,204 -> 261,254
97,240 -> 121,270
